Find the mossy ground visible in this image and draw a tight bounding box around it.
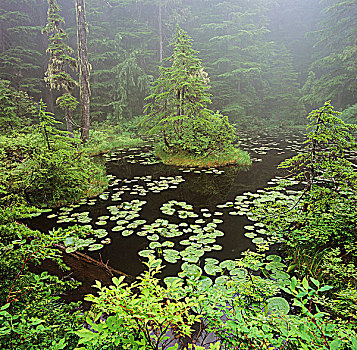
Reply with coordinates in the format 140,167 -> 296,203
155,146 -> 252,168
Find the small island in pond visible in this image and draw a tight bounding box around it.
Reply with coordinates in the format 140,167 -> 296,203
142,27 -> 251,168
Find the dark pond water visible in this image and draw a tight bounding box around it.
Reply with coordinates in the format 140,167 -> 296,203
27,130 -> 304,280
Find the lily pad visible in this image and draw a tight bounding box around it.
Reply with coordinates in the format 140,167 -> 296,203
138,249 -> 155,257
266,297 -> 290,315
88,244 -> 104,251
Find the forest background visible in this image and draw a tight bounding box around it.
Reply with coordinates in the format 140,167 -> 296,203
1,0 -> 357,349
1,0 -> 357,132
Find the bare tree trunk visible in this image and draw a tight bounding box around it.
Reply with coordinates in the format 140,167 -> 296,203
337,89 -> 343,108
0,23 -> 6,52
158,0 -> 163,62
43,88 -> 55,113
76,0 -> 90,143
65,108 -> 74,137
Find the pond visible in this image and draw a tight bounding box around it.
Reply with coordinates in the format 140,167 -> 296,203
27,130 -> 304,281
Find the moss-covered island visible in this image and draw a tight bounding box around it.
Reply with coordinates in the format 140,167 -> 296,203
142,26 -> 250,168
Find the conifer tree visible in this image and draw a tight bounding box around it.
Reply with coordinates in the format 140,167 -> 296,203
43,0 -> 78,136
0,0 -> 48,100
302,0 -> 357,109
143,26 -> 236,156
76,0 -> 91,142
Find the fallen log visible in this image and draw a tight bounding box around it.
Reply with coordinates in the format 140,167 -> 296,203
30,244 -> 134,306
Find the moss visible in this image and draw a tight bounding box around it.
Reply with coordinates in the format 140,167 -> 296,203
155,146 -> 251,168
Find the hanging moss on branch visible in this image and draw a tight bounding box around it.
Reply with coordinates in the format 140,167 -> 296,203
142,26 -> 251,167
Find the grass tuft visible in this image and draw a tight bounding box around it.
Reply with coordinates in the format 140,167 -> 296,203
155,146 -> 251,168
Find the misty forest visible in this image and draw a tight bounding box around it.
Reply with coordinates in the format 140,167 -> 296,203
1,0 -> 357,349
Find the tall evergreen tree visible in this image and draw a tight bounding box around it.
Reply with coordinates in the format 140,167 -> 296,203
302,0 -> 357,110
143,26 -> 236,156
186,0 -> 301,122
0,0 -> 52,106
76,0 -> 91,142
43,0 -> 78,136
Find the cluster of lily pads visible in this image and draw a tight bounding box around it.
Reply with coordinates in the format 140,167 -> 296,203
108,174 -> 185,197
105,148 -> 161,165
178,167 -> 225,175
237,133 -> 305,163
163,253 -> 292,317
137,217 -> 224,265
108,199 -> 147,236
37,133 -> 310,282
214,176 -> 301,252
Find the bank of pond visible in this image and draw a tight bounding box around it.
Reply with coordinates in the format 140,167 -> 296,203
1,126 -> 357,349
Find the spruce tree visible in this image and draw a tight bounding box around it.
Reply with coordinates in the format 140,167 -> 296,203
143,26 -> 237,157
301,0 -> 357,109
75,0 -> 91,142
43,0 -> 78,136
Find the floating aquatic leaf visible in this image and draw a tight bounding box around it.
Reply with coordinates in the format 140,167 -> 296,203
88,244 -> 104,251
95,221 -> 107,226
101,238 -> 111,244
266,297 -> 290,315
78,217 -> 92,223
94,229 -> 108,238
245,232 -> 257,239
204,264 -> 222,276
164,277 -> 183,287
257,229 -> 268,234
99,193 -> 109,200
122,230 -> 134,237
181,262 -> 202,279
138,249 -> 155,257
252,237 -> 265,244
112,226 -> 125,232
147,234 -> 159,241
219,260 -> 236,270
161,241 -> 175,248
230,268 -> 248,279
180,240 -> 191,246
149,242 -> 162,249
163,249 -> 180,263
47,214 -> 57,219
215,276 -> 229,285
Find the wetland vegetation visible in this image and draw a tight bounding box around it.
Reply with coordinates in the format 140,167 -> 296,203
1,0 -> 357,349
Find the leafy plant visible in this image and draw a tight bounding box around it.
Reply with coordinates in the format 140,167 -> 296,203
76,256 -> 201,350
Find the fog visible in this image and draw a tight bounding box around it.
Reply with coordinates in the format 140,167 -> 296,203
1,0 -> 356,127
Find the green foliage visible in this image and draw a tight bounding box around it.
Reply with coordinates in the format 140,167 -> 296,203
190,255 -> 355,349
253,102 -> 357,321
77,254 -> 357,349
341,103 -> 357,123
0,79 -> 38,132
143,26 -> 239,159
0,99 -> 107,206
301,0 -> 357,109
0,194 -> 86,349
76,256 -> 201,349
280,101 -> 357,191
84,123 -> 145,155
0,0 -> 47,97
